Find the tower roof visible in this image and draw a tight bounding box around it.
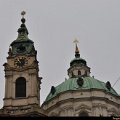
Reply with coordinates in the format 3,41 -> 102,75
9,11 -> 36,56
11,11 -> 33,46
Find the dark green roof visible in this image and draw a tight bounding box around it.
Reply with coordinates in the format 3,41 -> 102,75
70,57 -> 87,66
9,18 -> 36,56
44,77 -> 119,103
11,39 -> 33,46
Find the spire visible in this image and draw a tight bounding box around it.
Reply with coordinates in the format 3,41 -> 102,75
73,39 -> 80,58
16,11 -> 29,41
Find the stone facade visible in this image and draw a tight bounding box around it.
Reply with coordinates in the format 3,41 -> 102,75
3,55 -> 40,108
42,89 -> 120,116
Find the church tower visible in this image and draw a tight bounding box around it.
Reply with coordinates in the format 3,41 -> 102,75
1,12 -> 45,116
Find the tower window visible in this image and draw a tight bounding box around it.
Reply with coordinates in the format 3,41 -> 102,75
78,70 -> 81,75
15,77 -> 26,98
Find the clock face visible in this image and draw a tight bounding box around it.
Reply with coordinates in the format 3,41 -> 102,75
14,57 -> 28,68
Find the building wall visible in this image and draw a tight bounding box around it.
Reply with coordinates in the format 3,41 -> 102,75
3,55 -> 40,108
42,90 -> 120,116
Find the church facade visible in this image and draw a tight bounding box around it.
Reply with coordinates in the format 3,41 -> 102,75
0,12 -> 120,117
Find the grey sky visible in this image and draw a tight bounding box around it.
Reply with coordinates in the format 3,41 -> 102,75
0,0 -> 120,108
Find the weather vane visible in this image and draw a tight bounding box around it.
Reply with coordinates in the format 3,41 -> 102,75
21,11 -> 26,18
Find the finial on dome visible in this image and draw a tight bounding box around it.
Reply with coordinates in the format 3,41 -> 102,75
17,11 -> 29,39
21,11 -> 26,24
21,11 -> 26,18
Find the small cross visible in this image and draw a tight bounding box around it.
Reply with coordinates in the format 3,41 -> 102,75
73,38 -> 80,53
21,11 -> 26,18
73,38 -> 79,45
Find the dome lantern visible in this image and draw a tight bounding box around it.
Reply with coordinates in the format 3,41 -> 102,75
67,39 -> 90,78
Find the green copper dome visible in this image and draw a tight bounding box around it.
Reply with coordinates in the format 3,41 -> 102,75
44,77 -> 118,103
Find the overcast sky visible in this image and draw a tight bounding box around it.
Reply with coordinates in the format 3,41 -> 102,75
0,0 -> 120,108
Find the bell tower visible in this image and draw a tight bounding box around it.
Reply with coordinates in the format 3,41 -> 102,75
3,12 -> 42,113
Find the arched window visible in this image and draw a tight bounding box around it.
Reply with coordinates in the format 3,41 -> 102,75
15,77 -> 26,98
79,111 -> 89,117
78,70 -> 81,75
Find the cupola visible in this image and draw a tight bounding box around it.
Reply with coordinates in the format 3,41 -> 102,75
68,39 -> 90,78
